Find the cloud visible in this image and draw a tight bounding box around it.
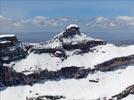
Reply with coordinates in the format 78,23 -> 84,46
0,15 -> 6,23
13,19 -> 31,27
13,22 -> 23,27
117,16 -> 134,26
33,16 -> 47,26
1,15 -> 134,32
87,17 -> 116,28
32,16 -> 63,27
109,22 -> 116,27
86,16 -> 134,28
117,16 -> 134,22
21,19 -> 31,24
58,17 -> 69,22
95,17 -> 108,23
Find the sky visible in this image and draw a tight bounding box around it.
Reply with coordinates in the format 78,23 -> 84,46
0,0 -> 134,37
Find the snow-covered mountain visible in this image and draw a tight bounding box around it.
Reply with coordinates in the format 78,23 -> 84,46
0,24 -> 134,100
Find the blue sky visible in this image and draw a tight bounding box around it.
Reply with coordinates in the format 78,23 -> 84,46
0,0 -> 134,36
1,0 -> 134,18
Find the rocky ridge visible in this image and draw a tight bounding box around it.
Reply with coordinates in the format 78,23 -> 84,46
0,54 -> 134,87
0,34 -> 27,63
31,24 -> 106,59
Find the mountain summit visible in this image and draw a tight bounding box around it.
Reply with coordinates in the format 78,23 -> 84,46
35,24 -> 106,50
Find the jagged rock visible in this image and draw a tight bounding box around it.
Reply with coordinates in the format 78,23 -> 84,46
53,24 -> 106,50
0,65 -> 26,86
62,40 -> 106,51
1,54 -> 134,87
63,24 -> 81,37
0,65 -> 91,86
26,95 -> 65,100
31,24 -> 106,58
112,84 -> 134,99
0,34 -> 28,63
0,34 -> 17,43
94,55 -> 134,72
0,82 -> 6,91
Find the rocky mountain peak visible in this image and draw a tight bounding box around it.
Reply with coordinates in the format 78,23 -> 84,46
0,34 -> 27,63
0,34 -> 17,46
51,24 -> 92,44
45,24 -> 106,49
64,24 -> 81,36
32,24 -> 106,56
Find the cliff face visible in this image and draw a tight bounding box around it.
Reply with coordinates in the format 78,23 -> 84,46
95,55 -> 134,71
0,35 -> 27,63
112,84 -> 134,99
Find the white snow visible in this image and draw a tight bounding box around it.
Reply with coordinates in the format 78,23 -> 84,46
7,53 -> 62,74
0,41 -> 11,44
61,33 -> 94,44
45,32 -> 95,48
0,34 -> 15,38
1,26 -> 134,100
60,44 -> 134,68
122,95 -> 134,100
5,43 -> 134,74
1,65 -> 134,100
66,24 -> 79,30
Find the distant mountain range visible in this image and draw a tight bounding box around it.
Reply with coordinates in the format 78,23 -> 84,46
1,31 -> 134,46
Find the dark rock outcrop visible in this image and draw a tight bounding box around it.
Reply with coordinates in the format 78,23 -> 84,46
32,48 -> 67,59
0,35 -> 28,63
62,40 -> 106,51
62,24 -> 80,38
31,25 -> 106,58
0,82 -> 6,91
112,84 -> 134,99
1,54 -> 134,87
54,24 -> 106,51
94,55 -> 134,72
26,95 -> 65,100
0,35 -> 17,43
89,79 -> 99,83
0,65 -> 26,86
0,65 -> 91,86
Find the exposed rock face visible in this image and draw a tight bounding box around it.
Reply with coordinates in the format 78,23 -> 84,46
0,65 -> 90,86
95,55 -> 134,71
32,48 -> 67,59
112,84 -> 134,99
62,24 -> 80,38
1,54 -> 134,87
0,34 -> 27,63
26,95 -> 65,100
0,65 -> 26,86
0,34 -> 17,44
31,24 -> 106,59
62,40 -> 106,51
0,82 -> 6,91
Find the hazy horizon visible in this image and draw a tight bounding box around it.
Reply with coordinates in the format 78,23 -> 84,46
0,0 -> 134,44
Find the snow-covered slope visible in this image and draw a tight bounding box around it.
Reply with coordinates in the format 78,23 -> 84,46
4,24 -> 134,74
1,65 -> 134,100
6,43 -> 134,75
1,24 -> 134,100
